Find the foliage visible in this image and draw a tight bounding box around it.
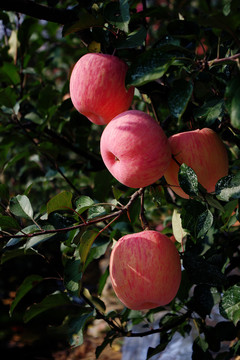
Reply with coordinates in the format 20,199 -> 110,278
0,0 -> 240,359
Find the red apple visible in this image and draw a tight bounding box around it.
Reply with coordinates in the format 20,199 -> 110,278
109,230 -> 181,310
69,53 -> 134,125
195,38 -> 208,56
164,128 -> 229,199
100,110 -> 171,188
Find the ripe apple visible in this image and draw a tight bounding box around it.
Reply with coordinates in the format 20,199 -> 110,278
109,230 -> 181,310
100,110 -> 171,188
69,53 -> 134,125
164,128 -> 229,199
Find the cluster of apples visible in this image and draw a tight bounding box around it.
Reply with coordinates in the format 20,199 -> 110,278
70,53 -> 229,310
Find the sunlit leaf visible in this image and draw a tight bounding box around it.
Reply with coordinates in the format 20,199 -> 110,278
10,195 -> 34,220
172,208 -> 187,243
64,258 -> 82,296
178,163 -> 198,197
75,195 -> 95,215
215,173 -> 240,201
79,230 -> 98,270
220,285 -> 240,325
47,191 -> 73,215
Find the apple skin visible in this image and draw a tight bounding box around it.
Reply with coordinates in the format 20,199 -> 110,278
109,230 -> 181,310
164,128 -> 229,199
100,110 -> 171,188
69,53 -> 134,125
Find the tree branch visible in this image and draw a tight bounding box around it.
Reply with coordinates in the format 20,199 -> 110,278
1,188 -> 145,240
81,287 -> 192,338
208,53 -> 240,67
0,0 -> 78,24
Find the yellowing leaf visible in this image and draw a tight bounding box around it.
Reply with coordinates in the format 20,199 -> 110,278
88,41 -> 101,53
172,209 -> 187,243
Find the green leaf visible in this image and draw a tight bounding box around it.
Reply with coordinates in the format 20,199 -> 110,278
37,85 -> 60,116
147,332 -> 174,359
104,2 -> 129,32
168,79 -> 193,120
229,90 -> 240,130
205,194 -> 225,212
0,62 -> 20,85
194,99 -> 224,125
219,284 -> 240,325
23,291 -> 72,323
79,230 -> 99,270
178,163 -> 199,197
75,195 -> 95,215
68,311 -> 94,347
215,173 -> 240,201
196,210 -> 213,239
181,200 -> 213,238
25,111 -> 44,125
87,205 -> 107,220
10,275 -> 43,316
4,225 -> 39,249
0,183 -> 9,202
96,331 -> 118,359
126,48 -> 175,87
1,247 -> 38,264
112,186 -> 124,201
0,215 -> 20,231
0,87 -> 17,108
116,26 -> 147,49
98,266 -> 109,296
62,9 -> 104,36
225,76 -> 240,129
84,237 -> 110,270
47,191 -> 73,215
64,258 -> 82,297
4,151 -> 30,171
193,336 -> 209,353
25,227 -> 56,249
10,194 -> 34,220
119,0 -> 130,33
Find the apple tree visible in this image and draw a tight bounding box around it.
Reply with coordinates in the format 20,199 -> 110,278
0,0 -> 240,359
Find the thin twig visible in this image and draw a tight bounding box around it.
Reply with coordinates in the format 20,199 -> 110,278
80,288 -> 192,338
208,52 -> 240,67
1,188 -> 145,240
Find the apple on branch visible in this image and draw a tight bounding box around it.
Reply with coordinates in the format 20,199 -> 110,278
164,128 -> 229,198
109,230 -> 182,310
69,53 -> 134,125
100,110 -> 171,188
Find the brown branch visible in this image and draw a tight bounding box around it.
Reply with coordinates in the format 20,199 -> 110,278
1,188 -> 145,240
208,53 -> 240,67
0,0 -> 78,24
81,287 -> 192,337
